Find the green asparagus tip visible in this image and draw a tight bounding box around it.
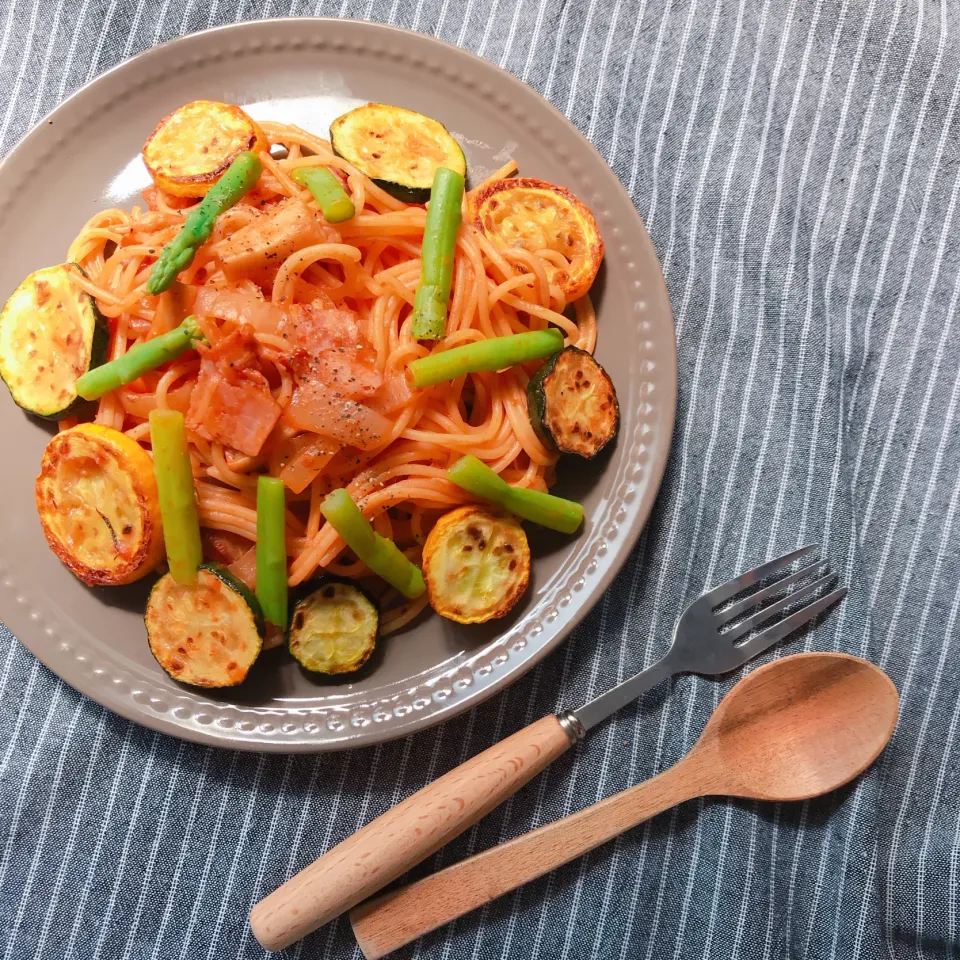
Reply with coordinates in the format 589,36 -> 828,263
181,315 -> 207,344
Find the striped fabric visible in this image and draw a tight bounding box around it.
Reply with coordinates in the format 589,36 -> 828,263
1,1 -> 958,957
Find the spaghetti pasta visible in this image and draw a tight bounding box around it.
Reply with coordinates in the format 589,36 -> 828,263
64,120 -> 598,633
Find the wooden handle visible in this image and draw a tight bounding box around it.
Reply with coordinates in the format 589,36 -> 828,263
350,758 -> 705,959
249,714 -> 573,951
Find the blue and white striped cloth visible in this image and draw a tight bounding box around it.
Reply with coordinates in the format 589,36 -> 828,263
2,1 -> 959,957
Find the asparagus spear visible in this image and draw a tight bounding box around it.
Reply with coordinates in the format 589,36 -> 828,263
147,151 -> 263,295
320,488 -> 426,598
256,476 -> 289,629
291,166 -> 355,223
408,329 -> 563,388
447,454 -> 584,534
149,409 -> 203,583
75,316 -> 204,400
411,166 -> 464,340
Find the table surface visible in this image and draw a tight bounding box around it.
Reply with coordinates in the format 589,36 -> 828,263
2,2 -> 958,959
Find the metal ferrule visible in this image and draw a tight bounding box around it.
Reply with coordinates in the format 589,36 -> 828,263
556,709 -> 586,743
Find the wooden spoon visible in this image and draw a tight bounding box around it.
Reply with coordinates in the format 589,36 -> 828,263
350,652 -> 898,959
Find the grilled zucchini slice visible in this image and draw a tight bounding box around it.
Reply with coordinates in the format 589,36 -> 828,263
287,578 -> 379,674
0,264 -> 107,418
146,563 -> 264,688
468,178 -> 604,300
527,346 -> 619,459
143,100 -> 267,198
35,424 -> 164,586
422,506 -> 530,624
330,103 -> 466,203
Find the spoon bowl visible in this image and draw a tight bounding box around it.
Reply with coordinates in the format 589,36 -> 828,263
699,652 -> 899,801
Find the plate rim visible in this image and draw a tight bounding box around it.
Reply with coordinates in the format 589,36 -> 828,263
0,17 -> 677,752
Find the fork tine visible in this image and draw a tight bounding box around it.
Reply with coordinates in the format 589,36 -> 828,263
703,544 -> 819,609
718,558 -> 827,622
734,586 -> 848,661
722,572 -> 838,642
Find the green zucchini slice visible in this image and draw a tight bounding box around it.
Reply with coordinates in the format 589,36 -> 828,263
0,263 -> 107,418
527,346 -> 619,459
145,563 -> 264,688
330,103 -> 466,204
287,578 -> 379,674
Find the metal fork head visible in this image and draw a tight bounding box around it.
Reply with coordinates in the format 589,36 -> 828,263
669,545 -> 847,675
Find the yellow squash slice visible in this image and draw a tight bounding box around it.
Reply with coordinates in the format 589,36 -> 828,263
469,178 -> 604,301
35,424 -> 164,586
422,505 -> 530,624
142,100 -> 267,198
